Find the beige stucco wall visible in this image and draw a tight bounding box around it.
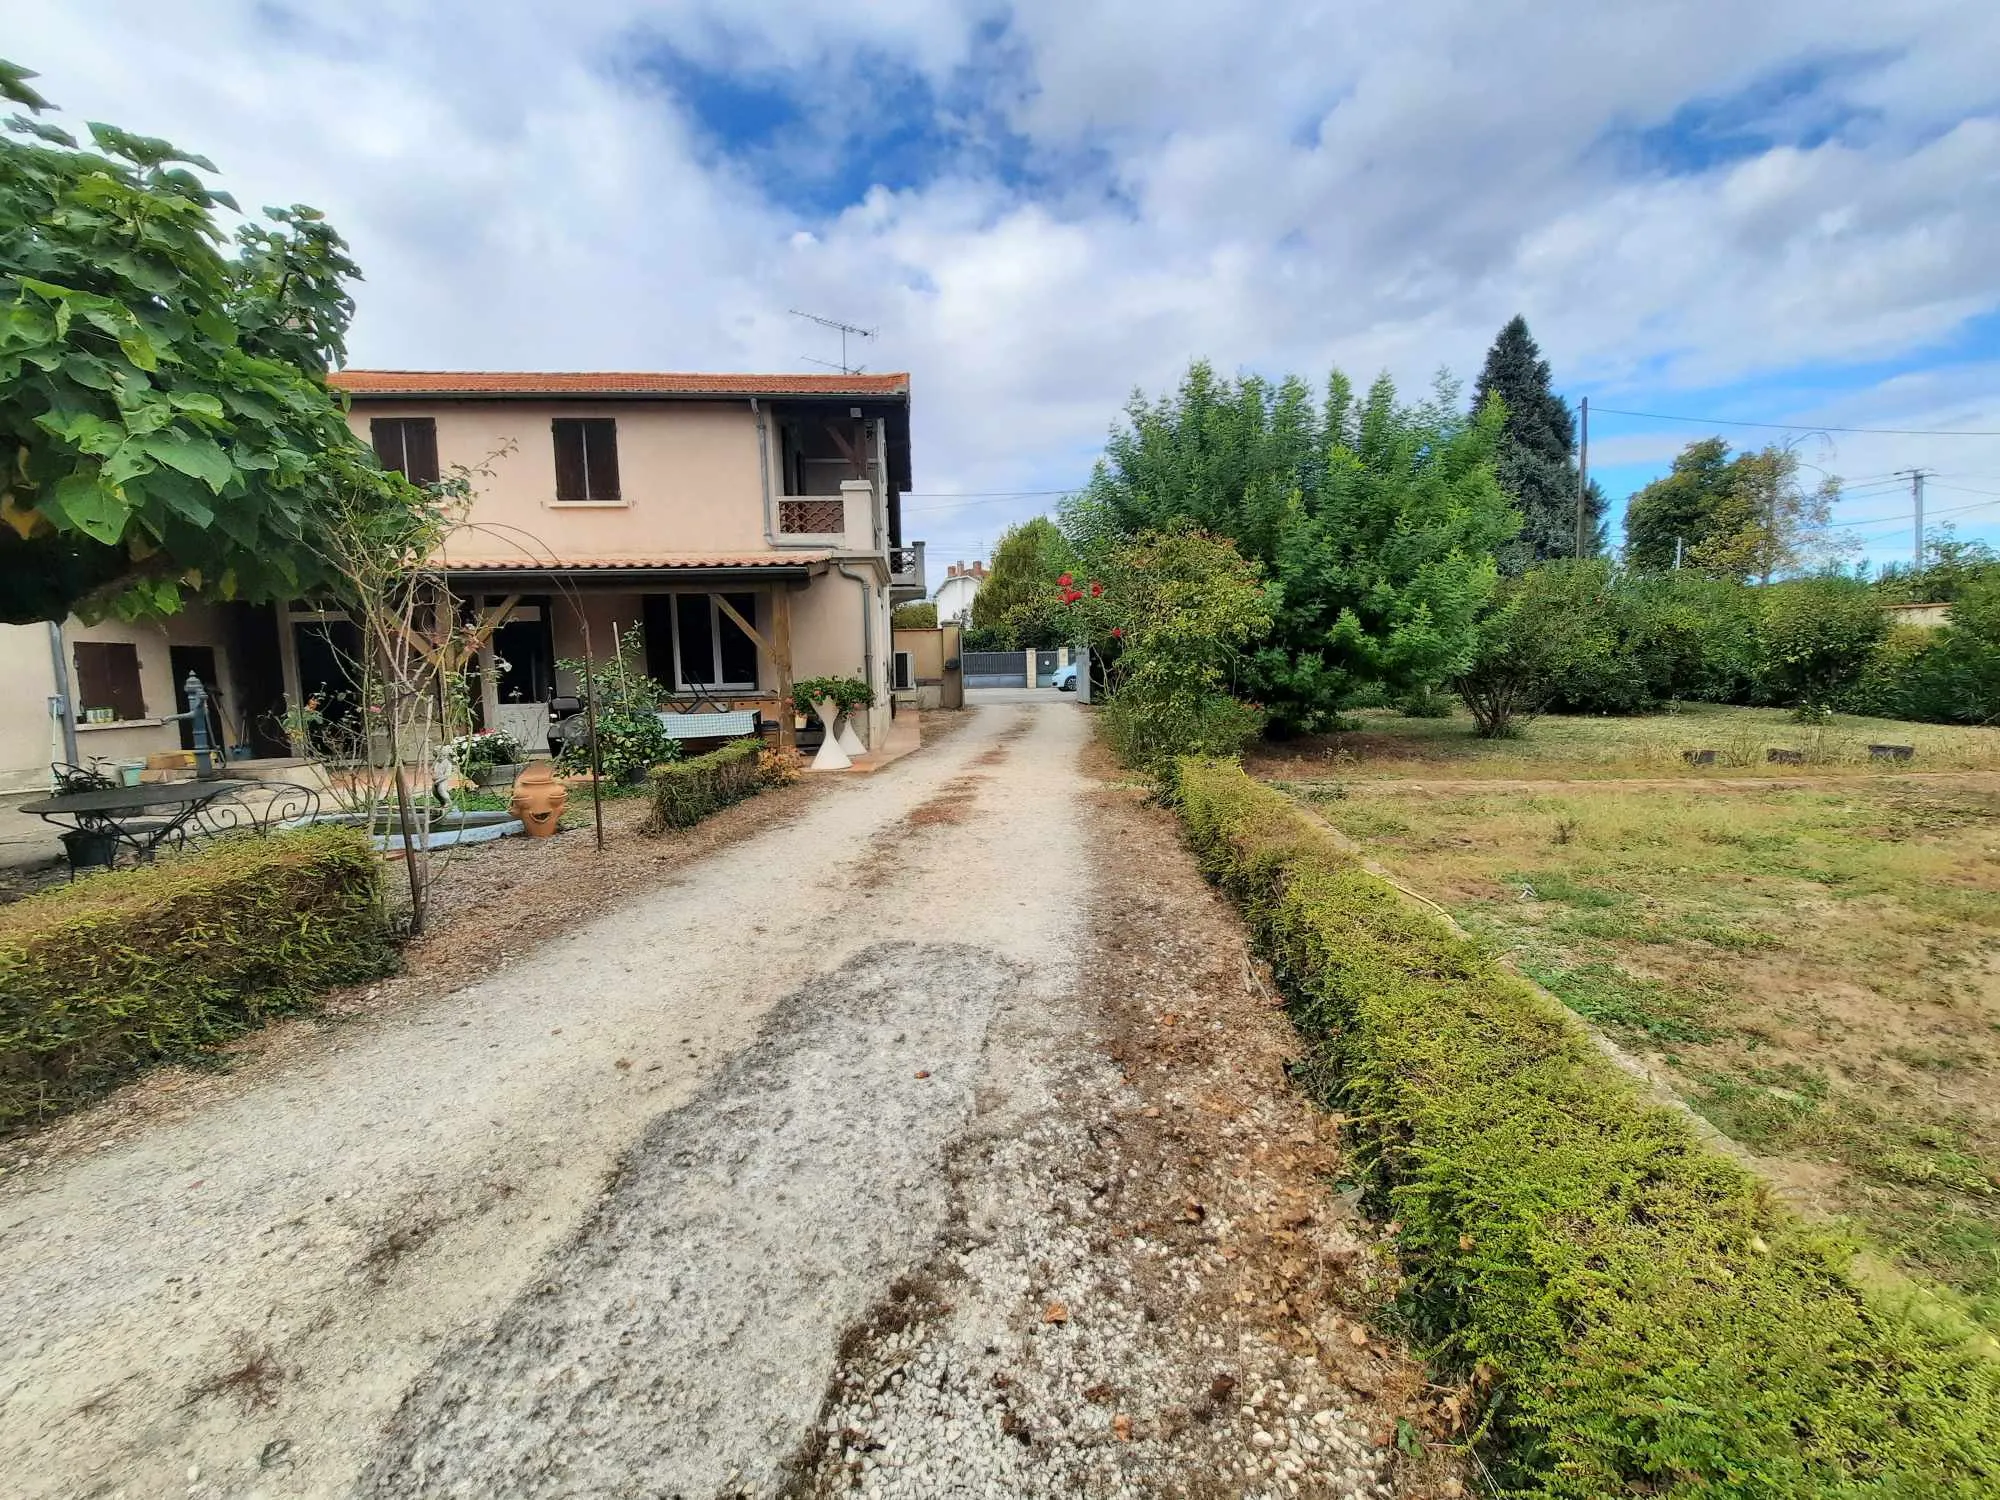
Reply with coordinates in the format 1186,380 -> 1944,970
0,607 -> 243,794
0,624 -> 59,795
346,399 -> 798,564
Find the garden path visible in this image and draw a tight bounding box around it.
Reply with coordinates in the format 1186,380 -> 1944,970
0,699 -> 1430,1500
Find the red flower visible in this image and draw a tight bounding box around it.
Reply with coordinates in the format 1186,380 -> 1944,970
1057,573 -> 1073,588
1110,626 -> 1124,639
1090,580 -> 1103,597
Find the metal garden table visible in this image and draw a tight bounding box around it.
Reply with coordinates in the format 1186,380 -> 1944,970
18,779 -> 254,872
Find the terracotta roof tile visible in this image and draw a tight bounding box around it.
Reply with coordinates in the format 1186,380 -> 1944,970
331,369 -> 909,399
436,553 -> 831,572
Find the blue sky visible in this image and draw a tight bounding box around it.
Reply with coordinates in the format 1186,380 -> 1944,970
9,1 -> 1999,574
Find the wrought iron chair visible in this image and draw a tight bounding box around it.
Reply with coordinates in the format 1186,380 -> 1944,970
185,782 -> 323,843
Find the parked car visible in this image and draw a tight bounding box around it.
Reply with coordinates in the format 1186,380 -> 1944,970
1054,662 -> 1079,692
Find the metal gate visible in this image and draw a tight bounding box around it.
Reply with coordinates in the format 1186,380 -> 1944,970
961,650 -> 1028,689
1034,649 -> 1060,687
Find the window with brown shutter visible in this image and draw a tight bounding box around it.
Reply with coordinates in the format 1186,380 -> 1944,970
552,418 -> 620,501
72,641 -> 147,722
369,418 -> 440,485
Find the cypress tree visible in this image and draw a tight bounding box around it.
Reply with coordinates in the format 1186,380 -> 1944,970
1471,315 -> 1606,569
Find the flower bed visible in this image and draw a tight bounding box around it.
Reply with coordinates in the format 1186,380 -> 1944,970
1171,755 -> 2000,1497
0,826 -> 393,1131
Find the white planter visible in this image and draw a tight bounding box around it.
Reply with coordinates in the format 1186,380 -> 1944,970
808,697 -> 852,771
835,710 -> 868,758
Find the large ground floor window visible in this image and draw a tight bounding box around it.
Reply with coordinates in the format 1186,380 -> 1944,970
646,591 -> 760,692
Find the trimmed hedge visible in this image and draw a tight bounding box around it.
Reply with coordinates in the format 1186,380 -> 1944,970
1171,757 -> 2000,1498
0,826 -> 392,1131
643,738 -> 767,832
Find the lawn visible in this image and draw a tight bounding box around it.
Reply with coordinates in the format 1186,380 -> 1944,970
1248,701 -> 2000,781
1261,705 -> 2000,1333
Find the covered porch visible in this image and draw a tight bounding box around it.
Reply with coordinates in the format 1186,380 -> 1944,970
437,556 -> 888,755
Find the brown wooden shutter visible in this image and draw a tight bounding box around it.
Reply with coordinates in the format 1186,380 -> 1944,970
553,419 -> 588,501
369,418 -> 404,473
403,418 -> 439,485
73,642 -> 146,721
584,419 -> 620,500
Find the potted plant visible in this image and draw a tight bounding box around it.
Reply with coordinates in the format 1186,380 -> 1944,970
792,676 -> 875,769
445,729 -> 528,787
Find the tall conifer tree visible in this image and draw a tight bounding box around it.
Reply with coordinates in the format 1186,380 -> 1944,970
1471,316 -> 1605,569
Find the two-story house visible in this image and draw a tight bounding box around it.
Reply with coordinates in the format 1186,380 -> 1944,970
0,370 -> 920,792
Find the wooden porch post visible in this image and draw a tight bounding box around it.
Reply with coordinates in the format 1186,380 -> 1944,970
772,585 -> 796,753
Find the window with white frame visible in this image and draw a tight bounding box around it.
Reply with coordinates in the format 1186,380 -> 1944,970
892,650 -> 915,691
672,592 -> 760,691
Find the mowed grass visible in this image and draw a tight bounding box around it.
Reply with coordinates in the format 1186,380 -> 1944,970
1265,709 -> 2000,1331
1249,701 -> 2000,782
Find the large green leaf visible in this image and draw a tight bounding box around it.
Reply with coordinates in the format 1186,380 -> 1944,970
42,470 -> 128,543
142,432 -> 233,491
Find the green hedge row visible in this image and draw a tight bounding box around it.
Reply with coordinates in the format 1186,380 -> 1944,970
0,826 -> 393,1131
643,738 -> 767,832
1171,757 -> 2000,1498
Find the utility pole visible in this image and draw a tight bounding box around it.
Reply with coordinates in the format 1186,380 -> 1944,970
1574,395 -> 1590,558
789,308 -> 877,375
1894,469 -> 1933,572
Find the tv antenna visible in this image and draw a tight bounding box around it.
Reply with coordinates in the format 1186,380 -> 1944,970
789,308 -> 876,374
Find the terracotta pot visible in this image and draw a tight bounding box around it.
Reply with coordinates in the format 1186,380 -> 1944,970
509,761 -> 568,837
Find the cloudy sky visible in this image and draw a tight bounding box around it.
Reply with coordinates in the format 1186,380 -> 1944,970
9,1 -> 2000,574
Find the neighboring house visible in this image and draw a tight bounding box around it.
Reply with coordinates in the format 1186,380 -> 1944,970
933,560 -> 987,626
0,369 -> 921,791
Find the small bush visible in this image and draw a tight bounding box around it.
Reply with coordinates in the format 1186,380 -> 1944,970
891,601 -> 938,629
642,738 -> 768,832
0,827 -> 392,1130
1171,758 -> 2000,1497
1103,689 -> 1262,772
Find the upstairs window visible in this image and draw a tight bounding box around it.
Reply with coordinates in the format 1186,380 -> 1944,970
369,418 -> 439,485
553,418 -> 621,502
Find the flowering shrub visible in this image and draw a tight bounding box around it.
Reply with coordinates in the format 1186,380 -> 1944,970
442,729 -> 525,771
1059,527 -> 1273,775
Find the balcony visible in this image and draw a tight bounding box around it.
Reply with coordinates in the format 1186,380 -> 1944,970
777,497 -> 846,536
889,541 -> 926,602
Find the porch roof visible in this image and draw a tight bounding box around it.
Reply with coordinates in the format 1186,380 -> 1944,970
434,553 -> 832,589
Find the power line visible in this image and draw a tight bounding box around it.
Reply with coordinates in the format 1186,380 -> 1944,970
1588,405 -> 2000,438
1837,496 -> 1997,533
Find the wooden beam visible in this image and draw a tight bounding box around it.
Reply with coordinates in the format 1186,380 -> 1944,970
712,592 -> 774,658
771,585 -> 795,753
464,593 -> 522,654
825,421 -> 868,478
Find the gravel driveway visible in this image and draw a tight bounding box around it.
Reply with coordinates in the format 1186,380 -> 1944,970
3,699 -> 1441,1500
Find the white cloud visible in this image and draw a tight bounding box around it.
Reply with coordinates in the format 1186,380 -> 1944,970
7,0 -> 1999,570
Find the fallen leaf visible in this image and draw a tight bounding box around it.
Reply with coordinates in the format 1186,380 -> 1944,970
1348,1324 -> 1370,1348
1111,1413 -> 1134,1441
1083,1381 -> 1115,1404
1042,1302 -> 1069,1325
914,1070 -> 931,1079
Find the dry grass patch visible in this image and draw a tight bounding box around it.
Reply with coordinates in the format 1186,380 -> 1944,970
1279,772 -> 2000,1331
1251,702 -> 2000,783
